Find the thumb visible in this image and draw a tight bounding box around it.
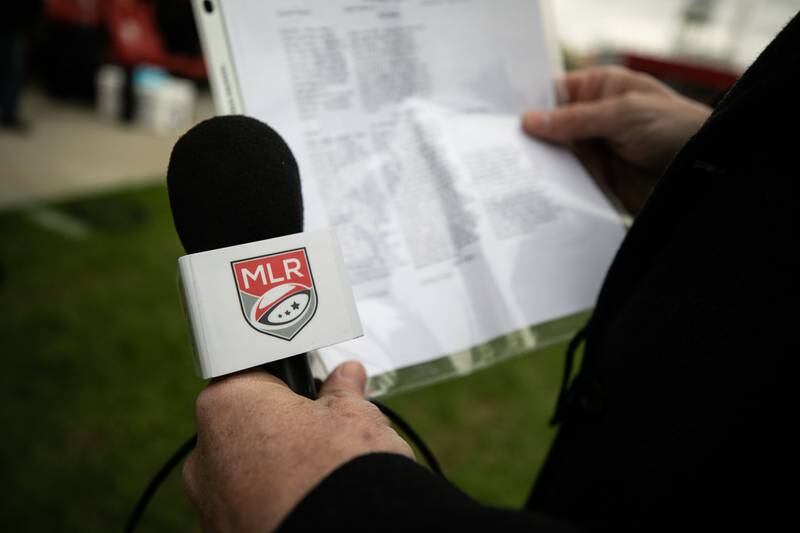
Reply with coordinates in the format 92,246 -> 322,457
522,99 -> 621,144
318,361 -> 367,399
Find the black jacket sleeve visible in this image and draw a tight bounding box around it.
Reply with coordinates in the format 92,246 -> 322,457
279,453 -> 578,532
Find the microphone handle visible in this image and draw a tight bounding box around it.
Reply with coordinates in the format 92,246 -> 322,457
263,354 -> 317,399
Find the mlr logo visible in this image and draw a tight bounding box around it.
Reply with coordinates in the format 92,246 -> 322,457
231,248 -> 318,340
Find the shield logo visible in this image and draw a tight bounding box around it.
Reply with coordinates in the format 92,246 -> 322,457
231,248 -> 318,340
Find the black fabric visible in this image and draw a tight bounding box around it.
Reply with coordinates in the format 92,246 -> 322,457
281,12 -> 799,532
280,453 -> 578,532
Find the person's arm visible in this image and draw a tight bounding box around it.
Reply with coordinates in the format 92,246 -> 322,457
182,361 -> 577,532
522,65 -> 711,215
279,452 -> 577,532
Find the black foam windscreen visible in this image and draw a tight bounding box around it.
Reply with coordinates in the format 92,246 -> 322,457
167,115 -> 303,254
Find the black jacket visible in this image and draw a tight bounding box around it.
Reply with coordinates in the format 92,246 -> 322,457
281,12 -> 799,532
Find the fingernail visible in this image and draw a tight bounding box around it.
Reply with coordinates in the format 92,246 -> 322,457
337,361 -> 362,380
524,111 -> 549,133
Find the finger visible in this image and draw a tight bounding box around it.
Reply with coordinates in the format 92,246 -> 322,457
318,361 -> 367,399
563,68 -> 606,103
563,65 -> 663,103
522,98 -> 622,144
209,367 -> 289,389
563,66 -> 624,103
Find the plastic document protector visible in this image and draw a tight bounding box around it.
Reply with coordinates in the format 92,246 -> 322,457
191,0 -> 627,396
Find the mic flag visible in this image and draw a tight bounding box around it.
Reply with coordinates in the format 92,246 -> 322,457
179,231 -> 362,379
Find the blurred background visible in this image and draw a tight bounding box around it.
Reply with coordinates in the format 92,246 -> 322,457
1,1 -> 797,531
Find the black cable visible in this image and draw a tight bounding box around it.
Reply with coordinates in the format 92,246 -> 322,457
371,400 -> 443,477
549,326 -> 587,426
124,433 -> 197,533
125,401 -> 441,532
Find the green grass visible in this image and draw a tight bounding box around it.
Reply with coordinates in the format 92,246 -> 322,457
0,184 -> 565,532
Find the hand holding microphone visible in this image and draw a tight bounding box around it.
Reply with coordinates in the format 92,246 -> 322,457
183,362 -> 413,533
167,116 -> 413,531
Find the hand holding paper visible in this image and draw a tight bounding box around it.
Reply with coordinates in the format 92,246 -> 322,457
523,66 -> 712,214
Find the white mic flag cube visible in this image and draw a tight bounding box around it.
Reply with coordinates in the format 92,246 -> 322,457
178,230 -> 363,378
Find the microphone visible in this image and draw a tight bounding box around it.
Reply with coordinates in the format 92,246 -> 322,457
167,115 -> 317,398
